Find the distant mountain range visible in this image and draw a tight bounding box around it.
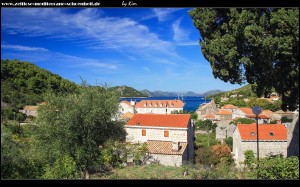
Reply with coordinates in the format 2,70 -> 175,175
140,89 -> 224,97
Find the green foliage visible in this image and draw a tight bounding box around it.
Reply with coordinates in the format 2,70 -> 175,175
195,133 -> 219,147
32,83 -> 126,179
256,155 -> 299,179
189,8 -> 299,111
224,137 -> 233,150
244,150 -> 256,167
1,59 -> 79,122
1,124 -> 44,179
42,154 -> 80,179
230,118 -> 255,125
195,120 -> 217,131
100,140 -> 128,168
191,112 -> 198,120
219,99 -> 247,108
195,146 -> 217,166
281,116 -> 293,123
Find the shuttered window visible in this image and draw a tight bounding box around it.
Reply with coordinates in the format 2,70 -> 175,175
142,129 -> 146,136
164,130 -> 169,137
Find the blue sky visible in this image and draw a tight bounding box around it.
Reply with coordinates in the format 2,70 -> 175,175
1,8 -> 243,94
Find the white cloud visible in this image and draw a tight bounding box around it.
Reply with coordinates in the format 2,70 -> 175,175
172,18 -> 198,46
1,8 -> 197,68
152,8 -> 183,22
1,44 -> 48,51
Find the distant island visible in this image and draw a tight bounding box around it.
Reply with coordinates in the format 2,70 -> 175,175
140,89 -> 224,97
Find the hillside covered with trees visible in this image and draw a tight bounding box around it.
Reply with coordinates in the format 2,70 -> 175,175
109,85 -> 148,97
207,84 -> 282,111
1,59 -> 79,109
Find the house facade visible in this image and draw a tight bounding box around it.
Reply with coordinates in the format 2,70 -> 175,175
119,100 -> 135,114
233,124 -> 287,165
215,109 -> 232,121
135,100 -> 183,114
125,113 -> 194,167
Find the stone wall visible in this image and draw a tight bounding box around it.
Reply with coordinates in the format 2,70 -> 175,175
147,153 -> 184,167
287,113 -> 299,158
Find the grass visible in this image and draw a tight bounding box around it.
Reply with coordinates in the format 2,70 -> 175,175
90,163 -> 251,179
91,164 -> 195,179
195,133 -> 219,147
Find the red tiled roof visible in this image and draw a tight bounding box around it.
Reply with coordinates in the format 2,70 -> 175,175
126,114 -> 190,128
222,104 -> 238,109
204,113 -> 215,119
135,100 -> 183,108
120,100 -> 131,106
147,140 -> 187,155
262,110 -> 273,116
246,114 -> 270,119
216,110 -> 232,115
237,124 -> 287,141
239,107 -> 254,115
121,112 -> 134,119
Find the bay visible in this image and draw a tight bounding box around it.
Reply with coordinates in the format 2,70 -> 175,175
119,96 -> 211,112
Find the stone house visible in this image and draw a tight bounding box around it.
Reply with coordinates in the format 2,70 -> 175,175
222,104 -> 238,114
196,100 -> 217,120
233,123 -> 287,165
125,113 -> 194,167
234,107 -> 269,123
216,124 -> 236,143
135,100 -> 183,114
215,109 -> 232,121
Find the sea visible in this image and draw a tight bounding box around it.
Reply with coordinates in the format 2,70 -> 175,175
119,96 -> 211,112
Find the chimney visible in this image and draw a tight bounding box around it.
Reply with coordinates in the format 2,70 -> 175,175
130,100 -> 135,106
238,122 -> 241,124
277,119 -> 282,124
172,141 -> 179,152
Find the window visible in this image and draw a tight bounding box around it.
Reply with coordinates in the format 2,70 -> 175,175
250,132 -> 255,136
164,131 -> 169,137
269,132 -> 274,136
142,129 -> 146,136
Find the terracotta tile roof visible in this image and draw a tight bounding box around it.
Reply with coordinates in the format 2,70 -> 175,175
147,140 -> 187,155
126,114 -> 190,128
222,104 -> 238,109
135,100 -> 183,108
120,100 -> 131,106
204,113 -> 215,119
246,114 -> 270,119
23,105 -> 38,111
121,112 -> 134,119
262,110 -> 273,116
239,107 -> 254,115
237,124 -> 287,141
216,109 -> 232,115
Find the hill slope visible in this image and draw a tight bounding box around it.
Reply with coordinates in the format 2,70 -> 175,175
109,86 -> 148,97
1,59 -> 79,109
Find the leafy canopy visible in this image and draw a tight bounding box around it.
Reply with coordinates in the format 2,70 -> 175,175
189,8 -> 299,111
33,82 -> 126,179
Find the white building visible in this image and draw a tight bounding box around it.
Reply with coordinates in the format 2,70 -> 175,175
125,113 -> 194,167
233,123 -> 287,166
135,100 -> 183,114
119,100 -> 135,114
